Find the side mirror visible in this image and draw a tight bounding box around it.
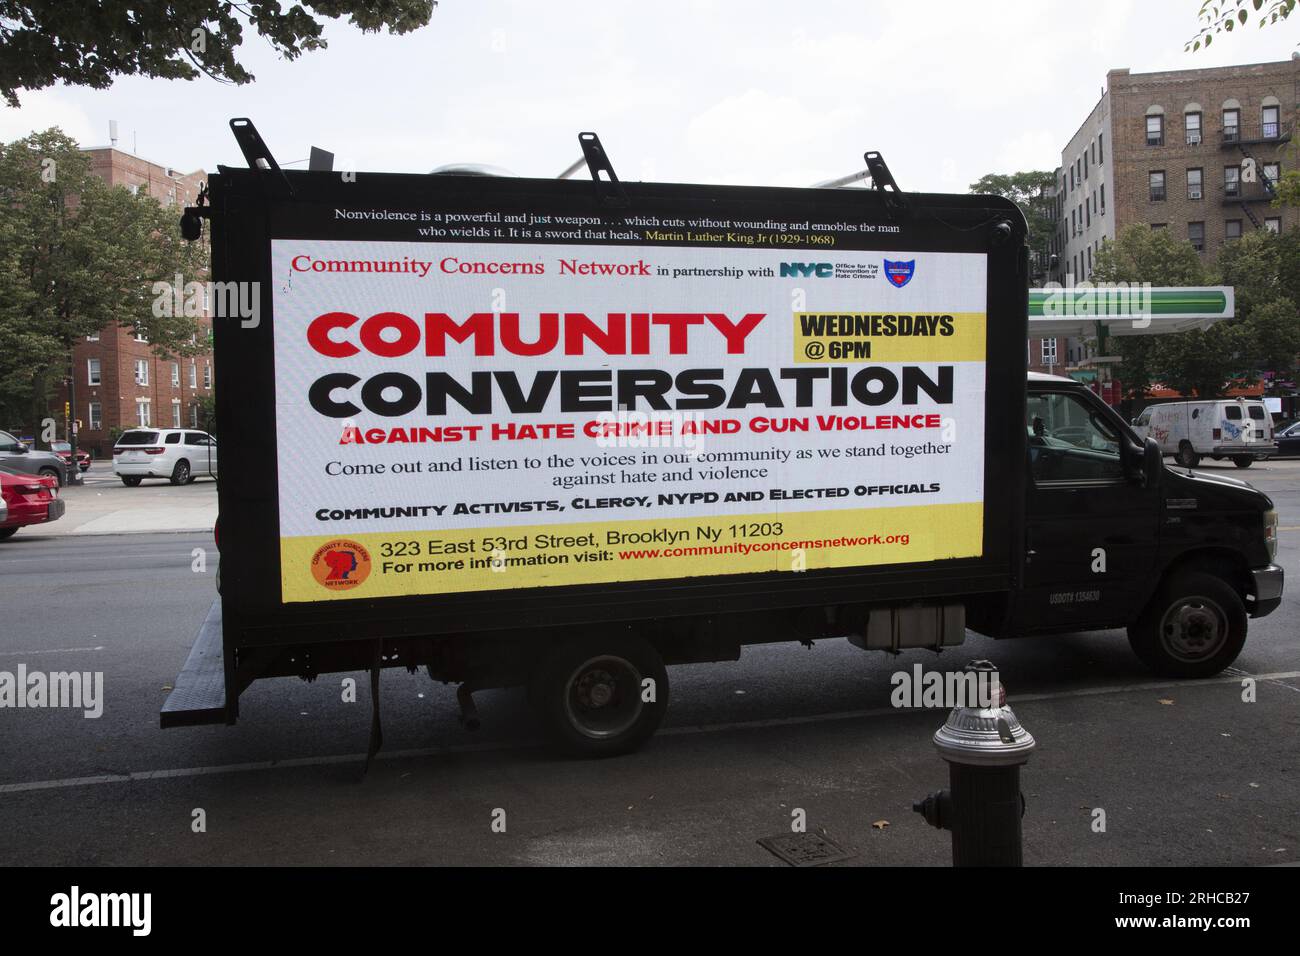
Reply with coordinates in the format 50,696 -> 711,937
14,443 -> 29,454
1141,437 -> 1162,487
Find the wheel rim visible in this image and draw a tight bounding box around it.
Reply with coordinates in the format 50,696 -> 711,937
177,464 -> 189,482
1159,595 -> 1228,662
562,655 -> 644,740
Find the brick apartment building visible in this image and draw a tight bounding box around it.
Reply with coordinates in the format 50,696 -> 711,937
1033,57 -> 1299,382
60,148 -> 212,459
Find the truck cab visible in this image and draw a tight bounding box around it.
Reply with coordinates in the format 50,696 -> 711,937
1010,372 -> 1282,677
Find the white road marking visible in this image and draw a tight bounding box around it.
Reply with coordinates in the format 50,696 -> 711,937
2,669 -> 1298,795
0,645 -> 104,658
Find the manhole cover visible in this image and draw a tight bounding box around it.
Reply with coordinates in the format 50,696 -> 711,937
757,832 -> 855,867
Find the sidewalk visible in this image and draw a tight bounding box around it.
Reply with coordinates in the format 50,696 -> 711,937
43,462 -> 217,536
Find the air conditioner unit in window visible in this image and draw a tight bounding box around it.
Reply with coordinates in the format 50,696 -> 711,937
1187,132 -> 1201,145
1189,188 -> 1202,199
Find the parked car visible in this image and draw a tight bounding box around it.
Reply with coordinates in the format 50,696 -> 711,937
0,465 -> 65,539
0,429 -> 72,486
1131,398 -> 1275,468
50,440 -> 91,472
1273,421 -> 1300,458
113,429 -> 219,486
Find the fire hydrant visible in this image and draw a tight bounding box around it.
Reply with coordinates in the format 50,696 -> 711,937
913,660 -> 1035,866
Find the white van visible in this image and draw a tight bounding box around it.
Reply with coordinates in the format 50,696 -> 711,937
1132,399 -> 1275,468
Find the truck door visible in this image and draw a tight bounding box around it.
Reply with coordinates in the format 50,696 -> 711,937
1016,389 -> 1161,633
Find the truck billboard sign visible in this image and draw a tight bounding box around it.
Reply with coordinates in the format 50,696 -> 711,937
272,235 -> 988,602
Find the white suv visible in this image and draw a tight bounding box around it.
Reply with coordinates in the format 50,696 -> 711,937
113,429 -> 219,486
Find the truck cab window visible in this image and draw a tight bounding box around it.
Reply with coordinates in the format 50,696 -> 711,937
1026,392 -> 1123,483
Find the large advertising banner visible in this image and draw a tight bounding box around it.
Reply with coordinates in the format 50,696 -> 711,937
272,237 -> 987,602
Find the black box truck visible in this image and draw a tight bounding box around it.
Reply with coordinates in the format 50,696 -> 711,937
162,122 -> 1282,756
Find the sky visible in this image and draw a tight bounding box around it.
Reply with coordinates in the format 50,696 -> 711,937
0,0 -> 1297,192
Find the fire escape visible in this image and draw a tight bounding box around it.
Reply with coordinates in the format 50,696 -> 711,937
1222,117 -> 1291,229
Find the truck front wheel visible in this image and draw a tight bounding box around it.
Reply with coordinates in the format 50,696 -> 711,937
530,634 -> 668,757
1128,571 -> 1246,678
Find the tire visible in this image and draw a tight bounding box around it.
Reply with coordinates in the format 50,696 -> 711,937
120,476 -> 142,487
170,459 -> 191,486
1128,571 -> 1247,678
37,466 -> 62,487
0,527 -> 17,541
1232,456 -> 1253,469
1210,455 -> 1223,461
529,634 -> 668,758
1175,442 -> 1200,468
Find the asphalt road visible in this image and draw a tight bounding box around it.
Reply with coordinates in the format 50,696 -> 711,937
1,460 -> 1298,866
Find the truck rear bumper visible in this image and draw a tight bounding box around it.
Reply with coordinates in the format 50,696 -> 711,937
160,597 -> 229,727
1250,564 -> 1284,618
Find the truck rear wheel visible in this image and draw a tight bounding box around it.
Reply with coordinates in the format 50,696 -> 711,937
530,634 -> 668,757
1232,456 -> 1253,468
1127,571 -> 1246,678
1176,442 -> 1200,468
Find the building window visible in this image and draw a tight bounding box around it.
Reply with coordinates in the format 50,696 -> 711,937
133,330 -> 148,343
1099,183 -> 1105,214
136,400 -> 151,427
86,331 -> 99,342
171,362 -> 180,387
1149,170 -> 1166,201
1084,152 -> 1089,179
1086,198 -> 1091,228
171,400 -> 182,427
203,364 -> 212,388
1151,223 -> 1167,230
1224,165 -> 1240,198
1187,168 -> 1203,200
1146,115 -> 1164,146
1188,221 -> 1205,252
1225,219 -> 1242,241
134,359 -> 148,386
188,363 -> 197,388
190,404 -> 199,428
1041,338 -> 1058,366
1265,217 -> 1281,234
1263,105 -> 1280,139
87,358 -> 101,385
1086,247 -> 1092,274
1185,111 -> 1202,145
88,402 -> 101,431
1223,108 -> 1240,142
1097,133 -> 1104,163
1263,162 -> 1280,187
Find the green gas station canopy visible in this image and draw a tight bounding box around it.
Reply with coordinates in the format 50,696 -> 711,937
1028,287 -> 1234,337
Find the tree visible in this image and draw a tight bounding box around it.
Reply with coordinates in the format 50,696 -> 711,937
968,171 -> 1057,274
1218,228 -> 1300,382
0,128 -> 208,429
0,1 -> 436,107
1091,224 -> 1229,399
1186,0 -> 1296,52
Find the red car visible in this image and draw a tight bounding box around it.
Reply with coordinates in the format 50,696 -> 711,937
0,466 -> 65,539
50,440 -> 91,471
